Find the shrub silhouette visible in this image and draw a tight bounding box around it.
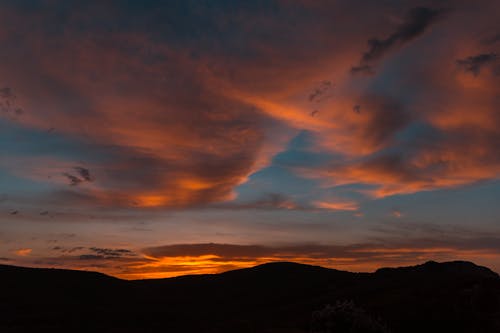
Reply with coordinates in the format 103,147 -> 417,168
310,301 -> 390,333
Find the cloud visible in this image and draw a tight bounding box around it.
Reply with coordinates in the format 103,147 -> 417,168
358,7 -> 448,65
143,243 -> 272,260
51,246 -> 136,258
308,81 -> 334,102
0,2 -> 293,210
88,247 -> 135,257
61,167 -> 93,186
79,254 -> 105,260
0,87 -> 14,99
313,200 -> 359,211
350,65 -> 375,76
0,86 -> 23,117
52,246 -> 84,253
12,245 -> 146,275
62,173 -> 83,186
0,0 -> 499,212
215,193 -> 361,212
14,248 -> 32,256
74,167 -> 92,182
456,53 -> 499,76
355,95 -> 412,150
6,222 -> 500,279
310,130 -> 500,198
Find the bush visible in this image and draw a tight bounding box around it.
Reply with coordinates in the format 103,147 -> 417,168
310,301 -> 390,333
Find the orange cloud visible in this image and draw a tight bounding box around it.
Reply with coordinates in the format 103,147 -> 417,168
1,0 -> 500,211
313,200 -> 359,211
14,248 -> 32,256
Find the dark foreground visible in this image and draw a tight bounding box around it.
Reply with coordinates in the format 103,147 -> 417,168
1,261 -> 499,332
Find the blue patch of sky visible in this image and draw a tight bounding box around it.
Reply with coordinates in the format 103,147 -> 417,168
0,167 -> 53,194
362,179 -> 500,227
0,119 -> 124,163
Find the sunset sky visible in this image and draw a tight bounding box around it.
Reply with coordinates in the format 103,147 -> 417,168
1,0 -> 500,279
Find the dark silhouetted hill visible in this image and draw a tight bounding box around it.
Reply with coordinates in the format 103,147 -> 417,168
0,261 -> 499,332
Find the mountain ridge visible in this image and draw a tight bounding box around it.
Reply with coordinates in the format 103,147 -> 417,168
1,260 -> 499,332
2,259 -> 497,281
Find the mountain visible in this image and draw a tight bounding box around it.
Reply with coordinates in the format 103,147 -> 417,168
1,261 -> 499,332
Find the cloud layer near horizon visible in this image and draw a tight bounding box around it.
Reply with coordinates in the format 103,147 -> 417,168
7,232 -> 500,279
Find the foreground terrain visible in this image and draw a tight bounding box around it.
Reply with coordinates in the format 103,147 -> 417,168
1,261 -> 499,332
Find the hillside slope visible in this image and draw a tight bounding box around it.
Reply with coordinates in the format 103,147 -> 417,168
0,261 -> 499,332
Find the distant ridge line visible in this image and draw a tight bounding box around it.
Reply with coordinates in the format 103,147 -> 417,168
1,259 -> 498,281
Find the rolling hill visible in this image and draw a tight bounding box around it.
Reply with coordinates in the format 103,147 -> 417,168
1,261 -> 499,332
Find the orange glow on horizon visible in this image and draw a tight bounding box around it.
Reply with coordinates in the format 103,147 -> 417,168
105,247 -> 500,280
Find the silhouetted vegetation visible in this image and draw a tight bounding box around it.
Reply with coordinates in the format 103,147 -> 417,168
311,301 -> 390,333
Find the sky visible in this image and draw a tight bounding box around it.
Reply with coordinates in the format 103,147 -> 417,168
1,0 -> 500,279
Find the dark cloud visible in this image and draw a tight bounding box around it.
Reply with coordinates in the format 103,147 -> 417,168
350,65 -> 375,76
309,81 -> 334,102
52,246 -> 84,253
456,53 -> 499,76
62,173 -> 83,186
61,167 -> 93,186
362,7 -> 447,62
0,87 -> 14,99
48,246 -> 138,263
74,167 -> 92,182
352,7 -> 447,73
79,254 -> 105,260
0,86 -> 23,117
52,246 -> 135,258
89,247 -> 134,257
143,243 -> 272,260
